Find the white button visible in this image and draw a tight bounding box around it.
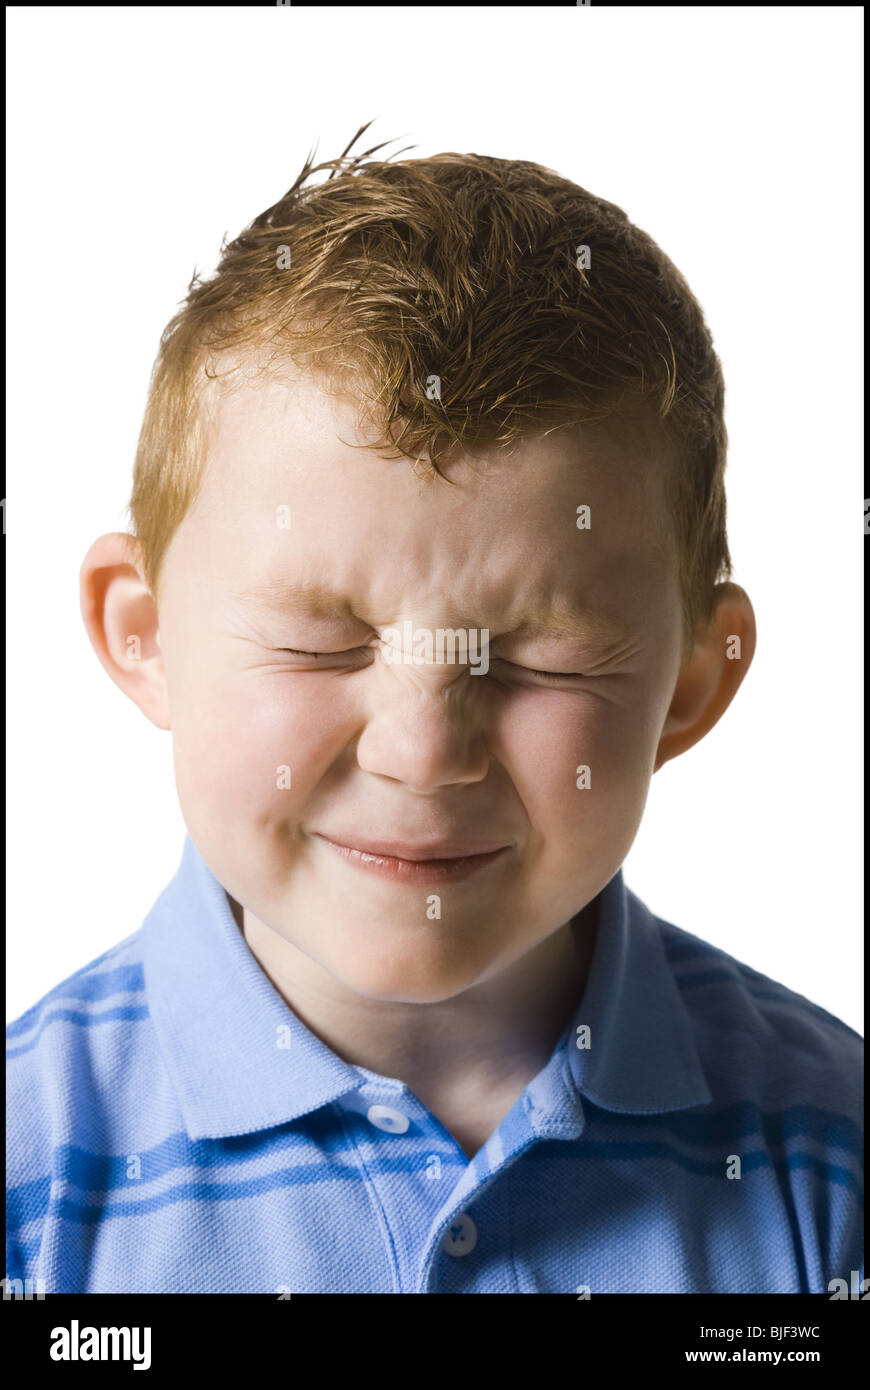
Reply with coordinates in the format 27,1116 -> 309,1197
366,1104 -> 409,1134
441,1213 -> 478,1257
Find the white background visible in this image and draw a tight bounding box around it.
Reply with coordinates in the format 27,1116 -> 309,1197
6,6 -> 863,1031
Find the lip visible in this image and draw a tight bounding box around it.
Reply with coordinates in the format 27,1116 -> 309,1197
313,832 -> 512,883
315,833 -> 510,860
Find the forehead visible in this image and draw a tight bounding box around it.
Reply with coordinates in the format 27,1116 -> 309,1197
172,370 -> 679,630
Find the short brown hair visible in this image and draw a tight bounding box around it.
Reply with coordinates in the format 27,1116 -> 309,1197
127,122 -> 732,655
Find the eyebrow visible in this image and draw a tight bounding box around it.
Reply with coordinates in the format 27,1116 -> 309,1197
230,579 -> 355,620
510,607 -> 638,645
230,579 -> 638,645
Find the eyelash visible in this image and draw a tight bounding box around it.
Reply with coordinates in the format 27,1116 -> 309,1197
277,649 -> 588,681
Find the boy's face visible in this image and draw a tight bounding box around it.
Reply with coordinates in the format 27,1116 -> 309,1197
90,371 -> 753,1004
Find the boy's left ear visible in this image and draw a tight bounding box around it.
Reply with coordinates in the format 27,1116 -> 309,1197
654,582 -> 756,772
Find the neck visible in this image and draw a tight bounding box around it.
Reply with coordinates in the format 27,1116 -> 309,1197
234,892 -> 600,1099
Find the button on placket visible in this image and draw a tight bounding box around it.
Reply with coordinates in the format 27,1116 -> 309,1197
366,1103 -> 410,1135
441,1212 -> 478,1257
361,1094 -> 483,1282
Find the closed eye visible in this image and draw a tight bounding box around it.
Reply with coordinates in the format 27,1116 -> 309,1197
528,668 -> 586,680
494,660 -> 589,683
278,648 -> 366,657
276,651 -> 591,681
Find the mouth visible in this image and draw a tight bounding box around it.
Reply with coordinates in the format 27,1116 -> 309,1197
312,833 -> 512,884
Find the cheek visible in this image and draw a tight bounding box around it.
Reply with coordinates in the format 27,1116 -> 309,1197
499,691 -> 655,841
171,672 -> 350,831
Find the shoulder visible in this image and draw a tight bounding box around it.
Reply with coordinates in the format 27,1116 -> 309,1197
6,930 -> 158,1284
646,899 -> 862,1125
6,931 -> 150,1171
638,899 -> 864,1292
7,929 -> 148,1063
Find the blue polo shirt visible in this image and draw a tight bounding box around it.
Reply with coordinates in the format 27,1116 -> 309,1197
6,835 -> 863,1293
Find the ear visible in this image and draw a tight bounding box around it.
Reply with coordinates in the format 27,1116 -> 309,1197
79,532 -> 171,731
654,582 -> 756,772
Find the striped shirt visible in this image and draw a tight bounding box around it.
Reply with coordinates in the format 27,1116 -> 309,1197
6,834 -> 863,1293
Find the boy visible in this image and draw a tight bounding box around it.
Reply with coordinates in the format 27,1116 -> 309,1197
6,126 -> 862,1293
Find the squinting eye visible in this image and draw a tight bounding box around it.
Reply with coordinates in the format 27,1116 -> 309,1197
520,666 -> 587,682
278,648 -> 363,658
276,651 -> 589,680
492,659 -> 589,683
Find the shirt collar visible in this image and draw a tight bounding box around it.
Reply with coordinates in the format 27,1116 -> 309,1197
142,835 -> 711,1141
561,871 -> 712,1113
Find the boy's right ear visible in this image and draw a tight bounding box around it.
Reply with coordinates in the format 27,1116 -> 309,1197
79,532 -> 171,731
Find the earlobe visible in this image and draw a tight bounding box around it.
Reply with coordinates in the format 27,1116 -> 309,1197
654,583 -> 756,772
79,532 -> 172,731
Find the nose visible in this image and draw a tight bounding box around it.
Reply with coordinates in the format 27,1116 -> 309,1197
355,663 -> 491,791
